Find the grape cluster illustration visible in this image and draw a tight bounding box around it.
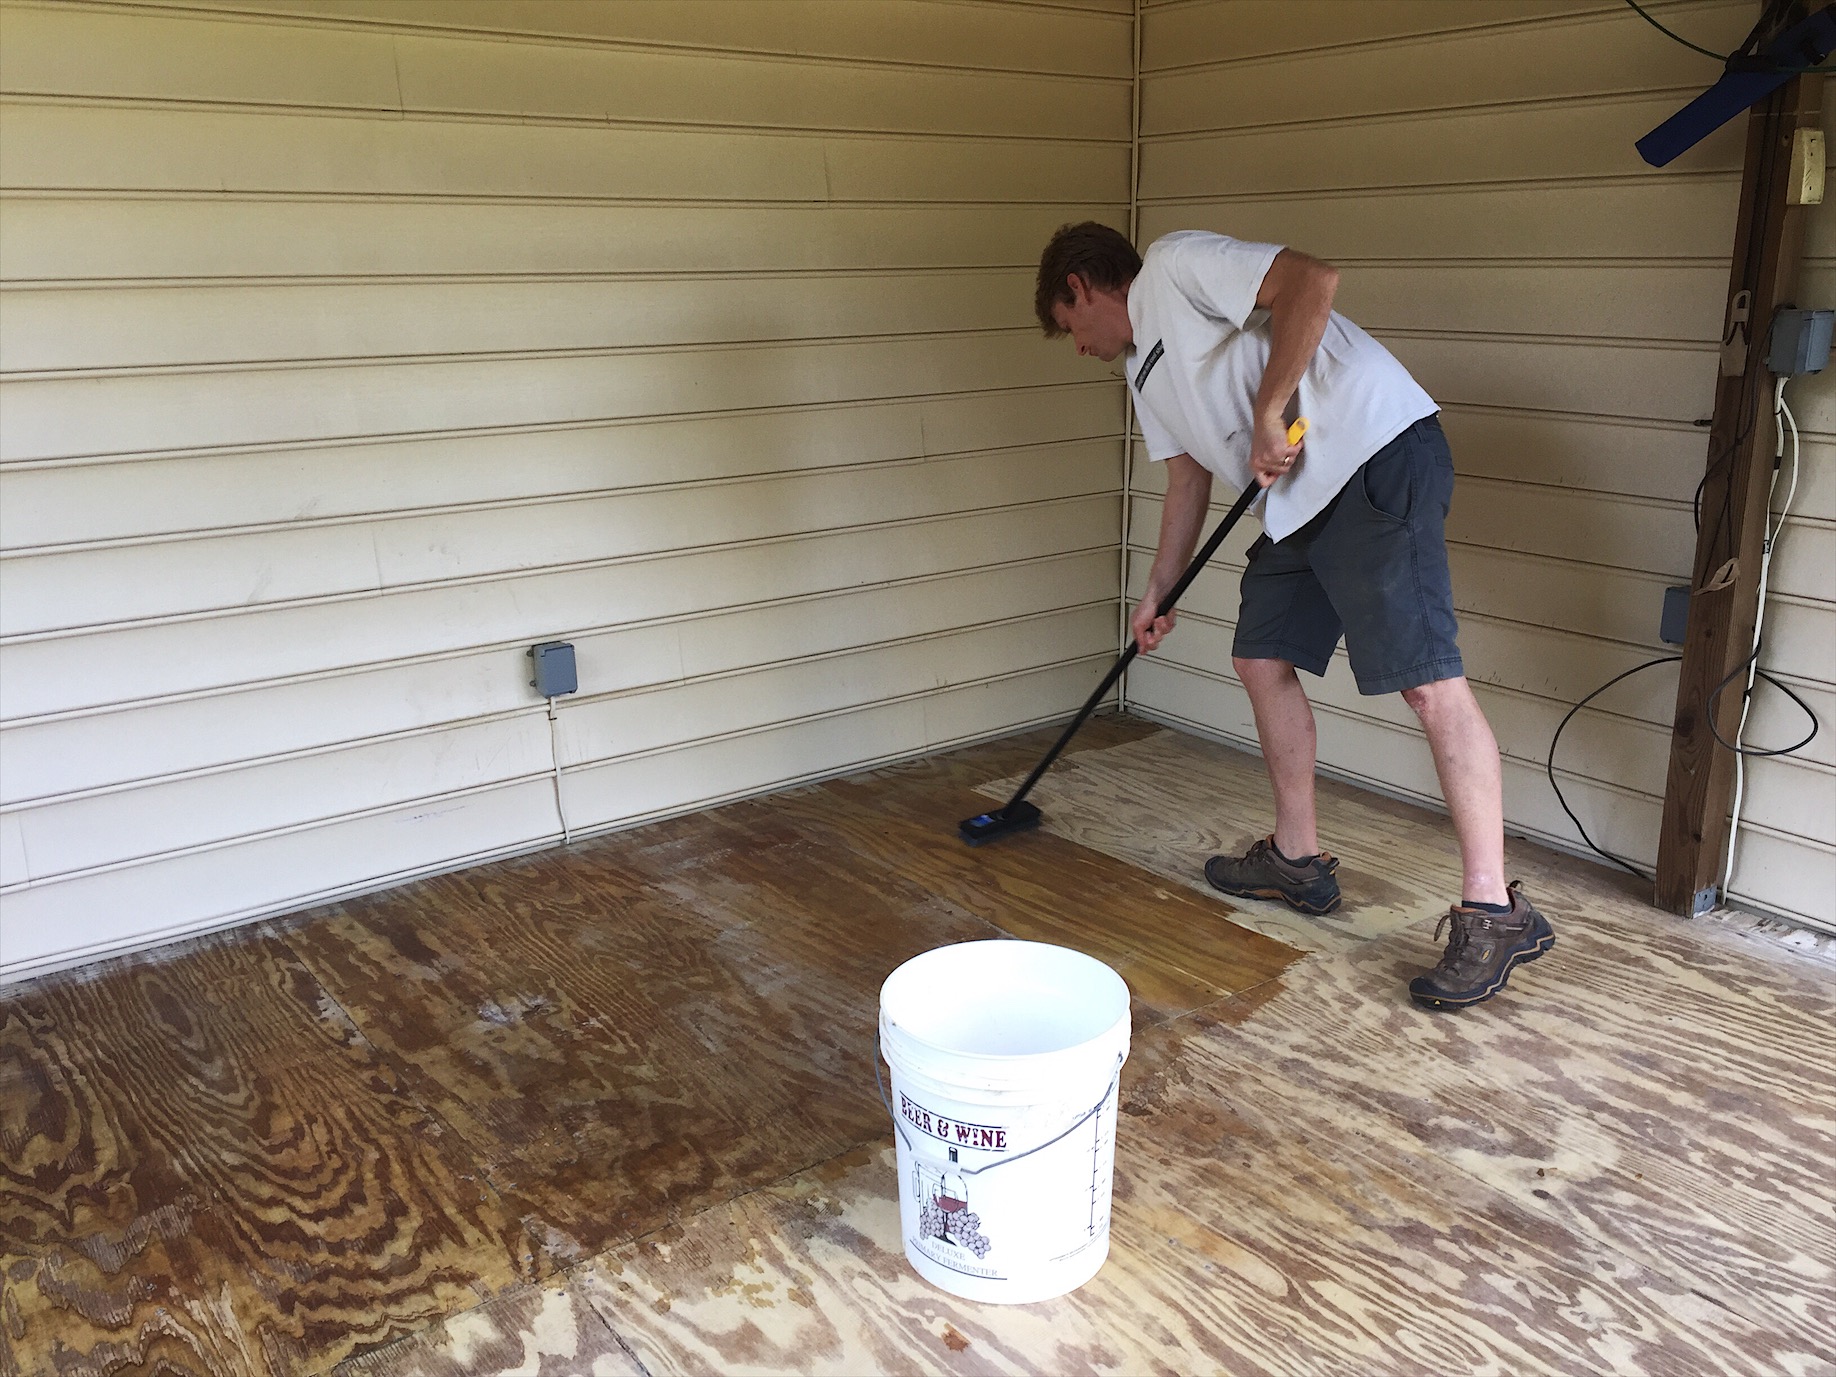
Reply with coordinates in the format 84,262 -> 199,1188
920,1199 -> 992,1259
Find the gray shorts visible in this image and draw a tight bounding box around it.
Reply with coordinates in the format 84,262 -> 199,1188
1232,414 -> 1463,696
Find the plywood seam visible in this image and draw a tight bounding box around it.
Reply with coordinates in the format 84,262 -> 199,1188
0,442 -> 1126,557
0,92 -> 1134,148
0,380 -> 1118,472
0,601 -> 1118,808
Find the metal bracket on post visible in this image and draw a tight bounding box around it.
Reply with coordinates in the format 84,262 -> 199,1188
1692,886 -> 1720,918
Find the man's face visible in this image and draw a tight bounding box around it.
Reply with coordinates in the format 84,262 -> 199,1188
1051,274 -> 1133,363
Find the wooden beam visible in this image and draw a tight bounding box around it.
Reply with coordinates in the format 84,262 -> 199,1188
1655,73 -> 1824,916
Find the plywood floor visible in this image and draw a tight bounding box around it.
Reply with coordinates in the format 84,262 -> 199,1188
4,716 -> 1832,1376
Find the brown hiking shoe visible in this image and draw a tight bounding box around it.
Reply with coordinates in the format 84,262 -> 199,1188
1204,836 -> 1342,915
1408,883 -> 1555,1011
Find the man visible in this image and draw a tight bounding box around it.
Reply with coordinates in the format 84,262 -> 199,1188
1035,222 -> 1553,1010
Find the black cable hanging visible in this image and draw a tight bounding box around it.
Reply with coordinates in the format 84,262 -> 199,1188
1546,657 -> 1681,882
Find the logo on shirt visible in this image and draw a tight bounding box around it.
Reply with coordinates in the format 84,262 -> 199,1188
1133,339 -> 1165,390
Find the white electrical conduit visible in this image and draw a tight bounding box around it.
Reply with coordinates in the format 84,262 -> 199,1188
547,696 -> 573,844
1722,377 -> 1801,897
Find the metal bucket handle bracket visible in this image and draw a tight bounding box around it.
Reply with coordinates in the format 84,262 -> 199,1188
875,1031 -> 1122,1178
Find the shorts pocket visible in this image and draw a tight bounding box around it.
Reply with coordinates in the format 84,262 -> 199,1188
1359,440 -> 1414,523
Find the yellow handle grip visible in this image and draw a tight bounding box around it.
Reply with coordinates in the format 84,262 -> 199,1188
1287,418 -> 1309,445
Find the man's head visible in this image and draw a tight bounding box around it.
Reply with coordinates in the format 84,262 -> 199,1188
1035,221 -> 1140,362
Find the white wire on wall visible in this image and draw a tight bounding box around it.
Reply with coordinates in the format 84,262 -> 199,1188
1722,376 -> 1802,896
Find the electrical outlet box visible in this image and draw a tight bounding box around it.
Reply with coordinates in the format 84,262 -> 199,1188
1660,585 -> 1690,646
1768,308 -> 1834,376
528,641 -> 577,696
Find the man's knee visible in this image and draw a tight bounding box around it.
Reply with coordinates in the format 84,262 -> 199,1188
1234,654 -> 1296,686
1400,675 -> 1469,722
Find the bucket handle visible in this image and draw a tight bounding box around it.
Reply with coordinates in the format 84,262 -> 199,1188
875,1031 -> 1122,1178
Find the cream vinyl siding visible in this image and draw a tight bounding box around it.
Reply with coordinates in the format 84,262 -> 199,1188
1129,0 -> 1833,929
0,0 -> 1134,980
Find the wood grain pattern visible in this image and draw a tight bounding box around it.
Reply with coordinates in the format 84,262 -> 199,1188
7,717 -> 1832,1374
334,1275 -> 642,1377
0,932 -> 531,1376
979,727 -> 1457,952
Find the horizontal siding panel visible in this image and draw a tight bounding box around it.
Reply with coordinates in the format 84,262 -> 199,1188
1449,477 -> 1692,580
1,497 -> 1119,719
1126,655 -> 1666,869
14,714 -> 554,879
1386,335 -> 1718,424
0,7 -> 1129,141
0,813 -> 25,888
0,270 -> 1041,372
1726,828 -> 1836,931
1139,178 -> 1741,259
2,385 -> 1123,549
0,103 -> 1127,201
0,199 -> 1126,282
1133,408 -> 1713,506
0,777 -> 560,980
1334,264 -> 1723,343
0,332 -> 1098,461
1740,757 -> 1836,849
1143,2 -> 1751,133
1140,95 -> 1744,202
1130,473 -> 1689,587
561,655 -> 1112,833
561,605 -> 1114,769
1146,607 -> 1675,798
0,552 -> 1118,805
1769,520 -> 1835,604
10,605 -> 1113,879
2,443 -> 1118,635
121,0 -> 1134,75
1125,548 -> 1690,729
1141,1 -> 1611,70
1438,409 -> 1707,505
1123,501 -> 1748,666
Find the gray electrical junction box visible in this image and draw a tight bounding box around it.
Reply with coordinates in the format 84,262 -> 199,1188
528,641 -> 577,696
1768,308 -> 1834,376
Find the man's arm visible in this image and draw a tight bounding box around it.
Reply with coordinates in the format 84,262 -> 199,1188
1248,248 -> 1340,486
1131,453 -> 1212,652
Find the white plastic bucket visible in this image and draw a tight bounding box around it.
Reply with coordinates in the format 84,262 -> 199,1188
878,939 -> 1131,1304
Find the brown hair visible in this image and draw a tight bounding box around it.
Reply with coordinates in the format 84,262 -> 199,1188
1034,222 -> 1141,336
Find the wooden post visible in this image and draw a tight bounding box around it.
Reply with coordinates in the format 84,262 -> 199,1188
1655,73 -> 1824,915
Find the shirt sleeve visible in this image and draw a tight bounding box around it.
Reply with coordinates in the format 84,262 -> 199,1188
1132,391 -> 1184,463
1162,233 -> 1283,329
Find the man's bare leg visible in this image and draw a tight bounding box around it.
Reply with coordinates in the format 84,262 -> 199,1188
1234,655 -> 1321,858
1400,675 -> 1508,906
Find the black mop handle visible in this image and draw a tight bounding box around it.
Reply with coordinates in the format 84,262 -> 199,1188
993,478 -> 1263,817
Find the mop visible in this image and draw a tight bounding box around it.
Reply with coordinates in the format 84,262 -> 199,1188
959,419 -> 1307,845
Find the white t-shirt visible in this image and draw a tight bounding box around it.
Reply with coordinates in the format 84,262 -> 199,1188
1126,230 -> 1437,543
